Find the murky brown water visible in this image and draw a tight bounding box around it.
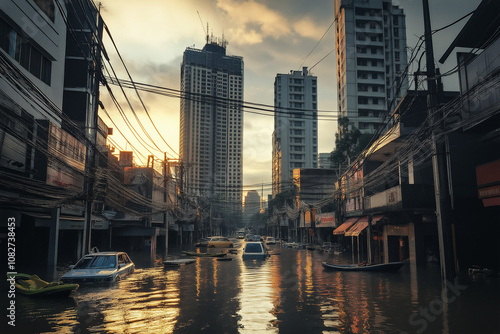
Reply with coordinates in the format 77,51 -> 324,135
3,242 -> 500,333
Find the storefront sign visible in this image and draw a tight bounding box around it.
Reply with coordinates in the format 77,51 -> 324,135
315,213 -> 336,228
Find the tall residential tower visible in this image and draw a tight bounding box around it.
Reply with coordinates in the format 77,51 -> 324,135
272,67 -> 318,197
180,38 -> 244,212
335,0 -> 408,135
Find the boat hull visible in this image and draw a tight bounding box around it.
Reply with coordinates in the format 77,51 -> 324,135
7,273 -> 78,297
163,259 -> 196,266
182,251 -> 227,257
321,262 -> 405,272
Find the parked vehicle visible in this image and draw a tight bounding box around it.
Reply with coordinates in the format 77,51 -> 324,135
242,242 -> 269,260
195,238 -> 210,247
245,234 -> 263,242
61,252 -> 135,284
207,236 -> 234,248
321,242 -> 332,251
265,237 -> 276,245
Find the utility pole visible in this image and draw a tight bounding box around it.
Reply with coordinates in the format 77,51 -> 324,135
163,153 -> 169,257
367,215 -> 374,264
422,0 -> 456,281
82,7 -> 103,256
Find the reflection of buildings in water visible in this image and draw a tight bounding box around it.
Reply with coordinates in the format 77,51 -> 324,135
238,261 -> 278,333
304,251 -> 314,298
325,272 -> 418,333
72,270 -> 181,333
269,251 -> 283,326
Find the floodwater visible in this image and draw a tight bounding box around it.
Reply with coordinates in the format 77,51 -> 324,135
3,242 -> 500,334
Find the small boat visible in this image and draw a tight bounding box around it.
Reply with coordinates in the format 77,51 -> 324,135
7,273 -> 79,297
216,257 -> 233,261
163,258 -> 196,267
321,261 -> 405,272
182,251 -> 227,258
468,265 -> 493,276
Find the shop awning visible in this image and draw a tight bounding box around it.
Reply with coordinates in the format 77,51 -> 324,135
344,215 -> 385,236
333,218 -> 358,235
345,221 -> 368,237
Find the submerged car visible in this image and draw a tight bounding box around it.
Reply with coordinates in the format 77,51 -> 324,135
195,238 -> 210,247
242,242 -> 269,260
61,252 -> 135,284
207,236 -> 234,248
265,237 -> 276,245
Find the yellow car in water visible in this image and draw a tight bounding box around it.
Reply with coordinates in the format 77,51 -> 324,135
207,236 -> 234,248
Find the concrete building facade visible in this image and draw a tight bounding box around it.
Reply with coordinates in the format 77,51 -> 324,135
180,39 -> 244,212
335,0 -> 408,135
272,67 -> 318,197
318,152 -> 334,169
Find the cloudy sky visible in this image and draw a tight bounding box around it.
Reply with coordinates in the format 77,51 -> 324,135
97,0 -> 481,199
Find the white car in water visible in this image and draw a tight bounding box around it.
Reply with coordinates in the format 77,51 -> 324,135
242,242 -> 270,260
61,252 -> 135,284
265,237 -> 276,245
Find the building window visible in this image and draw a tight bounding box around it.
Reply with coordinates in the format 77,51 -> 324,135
357,46 -> 367,53
34,0 -> 55,22
0,19 -> 52,85
357,59 -> 368,66
357,72 -> 368,79
358,97 -> 368,104
358,84 -> 368,92
359,109 -> 369,117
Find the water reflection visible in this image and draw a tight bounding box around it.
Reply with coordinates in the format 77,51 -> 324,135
238,259 -> 277,332
74,268 -> 181,333
5,246 -> 498,333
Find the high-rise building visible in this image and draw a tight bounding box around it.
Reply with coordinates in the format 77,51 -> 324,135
272,67 -> 318,197
335,0 -> 408,136
318,152 -> 334,169
180,38 -> 244,211
244,190 -> 261,215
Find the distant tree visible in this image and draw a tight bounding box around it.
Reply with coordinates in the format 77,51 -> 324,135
268,188 -> 296,210
330,117 -> 371,166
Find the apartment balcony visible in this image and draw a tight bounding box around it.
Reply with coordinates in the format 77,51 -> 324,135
357,90 -> 386,98
357,77 -> 385,85
355,39 -> 384,47
364,184 -> 435,214
355,26 -> 384,35
354,13 -> 383,22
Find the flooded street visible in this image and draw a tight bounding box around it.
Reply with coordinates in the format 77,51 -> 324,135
4,242 -> 500,334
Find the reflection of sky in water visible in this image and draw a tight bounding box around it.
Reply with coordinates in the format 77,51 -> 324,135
10,249 -> 497,333
238,260 -> 278,333
91,268 -> 180,333
67,268 -> 180,334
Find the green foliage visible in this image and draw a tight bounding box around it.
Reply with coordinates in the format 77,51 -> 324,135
267,187 -> 297,219
330,117 -> 370,166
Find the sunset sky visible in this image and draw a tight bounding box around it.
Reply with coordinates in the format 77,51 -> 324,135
96,0 -> 481,198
